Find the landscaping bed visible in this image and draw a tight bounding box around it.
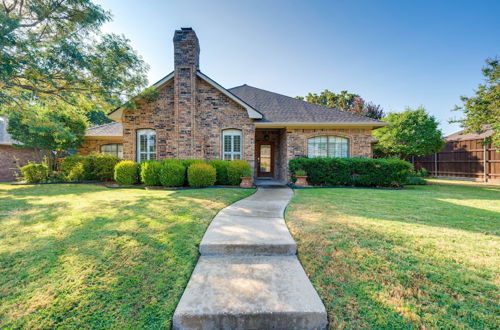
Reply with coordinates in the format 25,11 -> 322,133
0,183 -> 254,328
286,183 -> 499,328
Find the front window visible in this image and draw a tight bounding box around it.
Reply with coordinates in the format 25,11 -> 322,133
308,136 -> 349,158
137,129 -> 156,162
100,144 -> 123,158
222,129 -> 242,160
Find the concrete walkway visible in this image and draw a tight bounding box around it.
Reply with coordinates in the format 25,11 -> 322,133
173,185 -> 327,330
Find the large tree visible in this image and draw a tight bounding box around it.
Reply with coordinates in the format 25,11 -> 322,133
7,101 -> 87,170
0,0 -> 149,114
373,107 -> 444,159
453,58 -> 499,147
296,89 -> 384,119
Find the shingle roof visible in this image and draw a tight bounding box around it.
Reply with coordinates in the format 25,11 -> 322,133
445,126 -> 494,141
86,122 -> 123,137
228,84 -> 385,125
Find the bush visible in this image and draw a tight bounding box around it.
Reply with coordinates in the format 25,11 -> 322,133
61,154 -> 118,181
141,160 -> 162,186
67,162 -> 85,181
159,162 -> 185,187
61,155 -> 84,176
406,176 -> 427,185
20,163 -> 49,183
93,154 -> 120,181
208,160 -> 230,185
182,159 -> 205,168
417,168 -> 429,177
114,161 -> 140,186
289,157 -> 412,188
188,163 -> 216,187
227,160 -> 252,185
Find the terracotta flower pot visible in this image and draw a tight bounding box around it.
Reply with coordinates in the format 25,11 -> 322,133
240,177 -> 253,188
295,175 -> 308,187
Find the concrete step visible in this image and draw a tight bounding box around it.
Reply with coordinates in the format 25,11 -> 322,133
199,214 -> 297,256
172,255 -> 327,330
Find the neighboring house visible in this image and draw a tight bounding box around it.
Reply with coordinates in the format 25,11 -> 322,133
79,28 -> 386,181
0,117 -> 38,181
413,127 -> 499,182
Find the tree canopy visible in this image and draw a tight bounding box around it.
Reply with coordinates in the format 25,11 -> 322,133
296,89 -> 384,119
453,58 -> 499,147
1,0 -> 149,114
373,107 -> 444,159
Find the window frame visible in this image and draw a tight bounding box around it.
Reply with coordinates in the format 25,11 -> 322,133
307,135 -> 349,158
100,143 -> 123,158
221,129 -> 243,161
136,129 -> 157,162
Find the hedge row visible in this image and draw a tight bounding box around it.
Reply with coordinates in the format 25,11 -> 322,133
117,158 -> 252,187
289,157 -> 412,187
61,154 -> 120,181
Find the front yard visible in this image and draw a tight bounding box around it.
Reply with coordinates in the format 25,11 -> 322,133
286,184 -> 499,329
0,183 -> 254,328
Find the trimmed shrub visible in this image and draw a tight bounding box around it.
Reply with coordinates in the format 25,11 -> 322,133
182,159 -> 205,168
188,163 -> 216,187
227,160 -> 252,185
417,168 -> 429,177
141,160 -> 162,186
114,161 -> 140,186
289,157 -> 412,187
93,154 -> 120,181
61,155 -> 84,176
208,160 -> 230,185
161,158 -> 185,167
159,162 -> 185,187
20,164 -> 49,183
67,162 -> 85,181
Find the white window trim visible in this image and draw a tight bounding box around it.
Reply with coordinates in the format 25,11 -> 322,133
308,136 -> 350,158
222,129 -> 243,161
136,129 -> 157,162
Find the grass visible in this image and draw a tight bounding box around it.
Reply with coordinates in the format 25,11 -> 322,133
0,183 -> 254,329
286,184 -> 500,329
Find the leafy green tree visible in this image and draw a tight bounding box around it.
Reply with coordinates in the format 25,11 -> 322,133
297,89 -> 384,119
0,0 -> 149,113
373,107 -> 444,159
453,58 -> 499,147
7,101 -> 88,170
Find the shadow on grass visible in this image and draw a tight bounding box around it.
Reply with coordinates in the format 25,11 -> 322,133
0,186 -> 249,328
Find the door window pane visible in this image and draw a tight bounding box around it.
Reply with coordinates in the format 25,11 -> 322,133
259,144 -> 271,173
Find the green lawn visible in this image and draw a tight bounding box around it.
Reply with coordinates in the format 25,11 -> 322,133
286,184 -> 500,329
0,183 -> 254,329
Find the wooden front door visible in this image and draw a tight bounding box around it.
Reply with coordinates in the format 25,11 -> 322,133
256,142 -> 274,177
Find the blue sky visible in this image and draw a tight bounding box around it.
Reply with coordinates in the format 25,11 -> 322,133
99,0 -> 499,135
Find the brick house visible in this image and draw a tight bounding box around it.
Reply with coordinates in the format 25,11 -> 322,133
79,28 -> 386,182
0,117 -> 38,181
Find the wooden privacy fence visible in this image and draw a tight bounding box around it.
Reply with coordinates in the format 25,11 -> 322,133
412,138 -> 500,182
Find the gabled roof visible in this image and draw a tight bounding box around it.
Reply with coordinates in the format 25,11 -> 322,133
108,71 -> 263,121
86,122 -> 123,138
229,85 -> 386,127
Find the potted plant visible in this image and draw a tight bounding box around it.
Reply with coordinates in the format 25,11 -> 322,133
240,167 -> 253,188
294,169 -> 308,187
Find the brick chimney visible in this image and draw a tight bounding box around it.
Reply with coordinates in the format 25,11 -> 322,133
173,27 -> 200,158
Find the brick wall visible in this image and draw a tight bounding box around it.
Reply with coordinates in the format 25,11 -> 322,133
78,138 -> 124,156
121,77 -> 255,167
0,145 -> 38,181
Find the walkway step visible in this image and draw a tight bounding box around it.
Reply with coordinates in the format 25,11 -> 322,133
200,214 -> 296,256
172,255 -> 327,330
